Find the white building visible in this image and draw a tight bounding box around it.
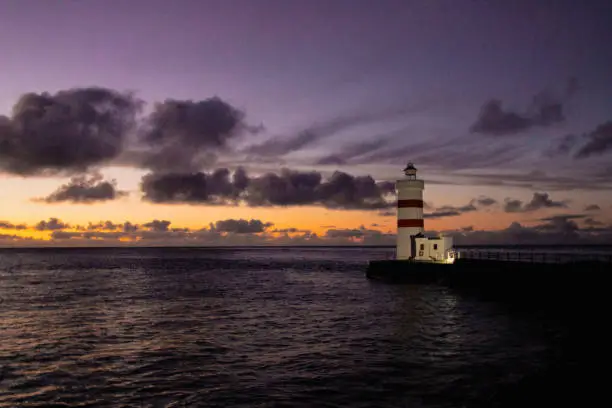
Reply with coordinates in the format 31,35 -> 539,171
396,163 -> 456,264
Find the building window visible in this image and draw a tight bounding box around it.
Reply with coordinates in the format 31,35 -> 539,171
433,244 -> 438,250
420,244 -> 424,250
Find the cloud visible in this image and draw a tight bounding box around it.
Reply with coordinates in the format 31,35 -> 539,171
584,217 -> 604,226
3,212 -> 612,247
35,218 -> 69,231
244,105 -> 421,158
142,220 -> 171,232
475,196 -> 497,207
524,192 -> 568,211
0,233 -> 33,244
585,204 -> 601,211
0,87 -> 141,176
538,214 -> 586,223
423,196 -> 496,219
79,221 -> 121,231
574,121 -> 612,159
458,170 -> 612,192
503,199 -> 523,213
0,215 -> 396,247
140,168 -> 246,205
0,221 -> 27,230
140,167 -> 395,210
123,222 -> 139,233
34,172 -> 128,204
136,97 -> 257,172
324,225 -> 395,245
543,134 -> 580,158
344,131 -> 527,174
442,217 -> 612,246
75,220 -> 138,233
315,139 -> 393,166
0,88 -> 258,176
273,227 -> 311,233
470,88 -> 567,136
503,192 -> 568,213
213,219 -> 273,234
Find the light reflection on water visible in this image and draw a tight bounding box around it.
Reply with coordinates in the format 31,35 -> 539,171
0,247 -> 603,407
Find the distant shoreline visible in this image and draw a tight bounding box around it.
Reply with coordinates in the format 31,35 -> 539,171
2,244 -> 612,250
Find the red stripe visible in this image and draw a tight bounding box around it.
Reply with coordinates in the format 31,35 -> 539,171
397,199 -> 424,208
397,219 -> 424,228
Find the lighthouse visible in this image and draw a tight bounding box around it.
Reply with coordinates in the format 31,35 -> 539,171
396,162 -> 425,259
395,163 -> 455,263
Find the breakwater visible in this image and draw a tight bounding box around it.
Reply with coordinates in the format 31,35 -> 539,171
366,250 -> 610,305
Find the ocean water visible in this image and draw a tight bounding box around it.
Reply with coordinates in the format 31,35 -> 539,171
0,247 -> 604,407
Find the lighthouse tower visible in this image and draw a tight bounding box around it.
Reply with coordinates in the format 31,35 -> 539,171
396,162 -> 425,259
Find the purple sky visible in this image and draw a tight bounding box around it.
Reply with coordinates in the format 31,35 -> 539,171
2,0 -> 610,132
1,0 -> 611,246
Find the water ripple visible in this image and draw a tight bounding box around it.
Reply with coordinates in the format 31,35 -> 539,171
0,247 -> 602,407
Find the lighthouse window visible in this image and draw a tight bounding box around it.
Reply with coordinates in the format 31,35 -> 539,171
433,244 -> 438,250
420,244 -> 424,250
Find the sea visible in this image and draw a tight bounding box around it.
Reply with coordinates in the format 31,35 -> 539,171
0,246 -> 609,407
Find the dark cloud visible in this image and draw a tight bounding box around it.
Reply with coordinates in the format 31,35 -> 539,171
82,221 -> 120,231
213,219 -> 273,234
76,220 -> 135,232
539,214 -> 586,223
335,136 -> 442,166
442,218 -> 612,246
475,196 -> 497,207
324,225 -> 394,245
0,87 -> 141,176
35,218 -> 69,231
140,168 -> 394,210
0,221 -> 27,230
524,192 -> 568,211
142,220 -> 171,232
40,218 -> 273,245
246,170 -> 393,209
459,170 -> 612,192
137,97 -> 256,172
0,233 -> 32,243
543,134 -> 580,158
122,222 -> 139,233
35,172 -> 128,204
423,196 -> 496,219
349,133 -> 526,174
584,217 -> 604,227
140,168 -> 245,205
244,106 -> 419,158
470,88 -> 567,136
585,204 -> 601,211
315,139 -> 392,166
471,100 -> 532,136
424,210 -> 464,219
503,199 -> 523,213
574,121 -> 612,159
325,228 -> 366,239
0,88 -> 259,176
273,227 -> 310,233
503,192 -> 568,213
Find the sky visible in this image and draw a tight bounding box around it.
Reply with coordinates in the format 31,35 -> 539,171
1,0 -> 611,247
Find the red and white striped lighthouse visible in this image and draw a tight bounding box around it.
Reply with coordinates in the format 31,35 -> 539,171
396,162 -> 425,259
